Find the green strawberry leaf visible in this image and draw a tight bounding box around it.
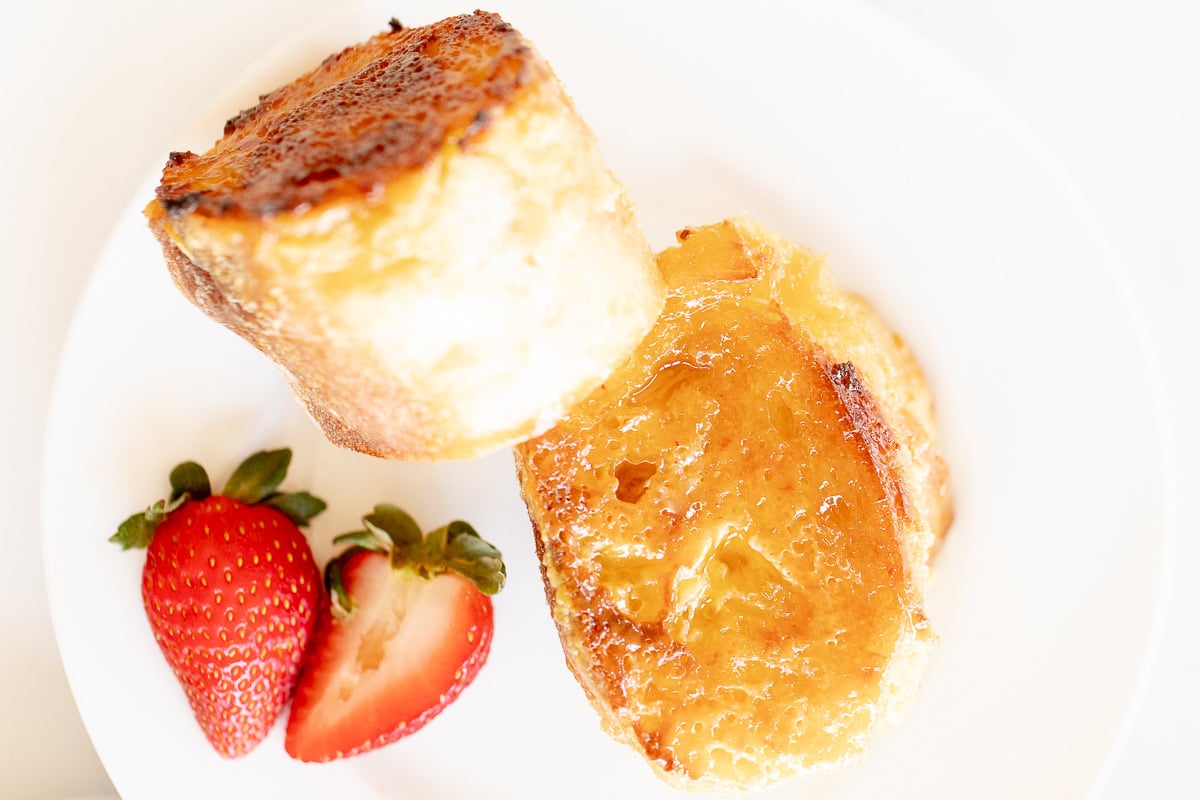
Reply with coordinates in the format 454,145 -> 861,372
110,510 -> 159,550
423,521 -> 449,562
446,557 -> 506,596
442,521 -> 506,595
223,449 -> 291,504
169,461 -> 210,503
325,553 -> 356,621
367,519 -> 415,564
108,495 -> 185,549
264,491 -> 326,527
332,529 -> 389,552
364,504 -> 422,550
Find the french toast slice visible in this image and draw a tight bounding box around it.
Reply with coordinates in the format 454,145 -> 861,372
146,12 -> 663,460
515,219 -> 952,792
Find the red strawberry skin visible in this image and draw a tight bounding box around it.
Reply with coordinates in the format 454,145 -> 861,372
142,496 -> 321,758
284,550 -> 493,762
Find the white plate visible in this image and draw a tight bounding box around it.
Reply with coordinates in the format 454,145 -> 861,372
42,1 -> 1169,798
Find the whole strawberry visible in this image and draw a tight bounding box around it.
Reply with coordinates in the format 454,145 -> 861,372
111,449 -> 325,758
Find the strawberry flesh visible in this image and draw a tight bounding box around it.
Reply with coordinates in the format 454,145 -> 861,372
285,550 -> 493,762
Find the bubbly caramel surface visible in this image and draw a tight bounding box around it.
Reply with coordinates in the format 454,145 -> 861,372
156,12 -> 539,218
516,221 -> 931,788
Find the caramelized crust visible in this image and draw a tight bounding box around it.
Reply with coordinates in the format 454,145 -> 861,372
157,12 -> 540,218
515,220 -> 951,791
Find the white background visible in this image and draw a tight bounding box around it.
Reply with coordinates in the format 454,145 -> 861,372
1,1 -> 1194,797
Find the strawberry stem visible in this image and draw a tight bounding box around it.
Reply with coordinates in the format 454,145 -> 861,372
326,505 -> 507,608
111,448 -> 325,548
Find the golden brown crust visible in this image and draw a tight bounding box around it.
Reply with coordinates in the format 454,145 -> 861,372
156,12 -> 540,219
515,219 -> 950,791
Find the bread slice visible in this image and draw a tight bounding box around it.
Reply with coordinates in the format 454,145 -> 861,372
146,12 -> 664,460
515,219 -> 952,792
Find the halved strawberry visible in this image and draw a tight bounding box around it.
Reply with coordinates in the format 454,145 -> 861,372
285,505 -> 505,762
